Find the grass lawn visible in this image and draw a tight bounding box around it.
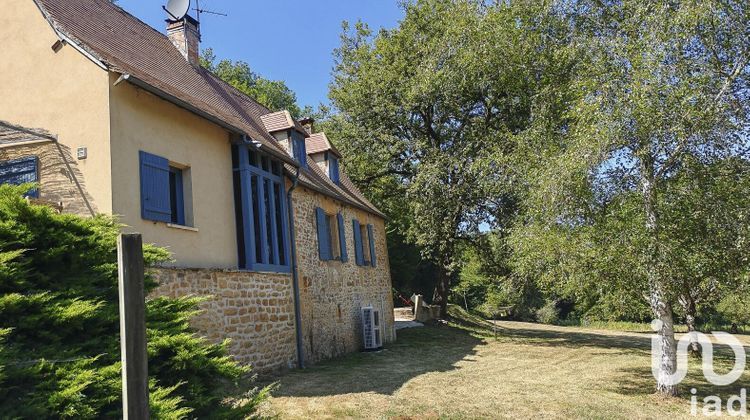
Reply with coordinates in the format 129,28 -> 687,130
262,309 -> 750,419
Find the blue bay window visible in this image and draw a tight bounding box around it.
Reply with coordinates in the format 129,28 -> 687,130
233,144 -> 290,272
0,156 -> 39,198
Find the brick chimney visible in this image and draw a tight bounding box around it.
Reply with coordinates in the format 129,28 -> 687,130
167,16 -> 201,65
299,117 -> 315,135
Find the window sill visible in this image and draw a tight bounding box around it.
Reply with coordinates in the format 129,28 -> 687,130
242,263 -> 291,274
167,223 -> 199,232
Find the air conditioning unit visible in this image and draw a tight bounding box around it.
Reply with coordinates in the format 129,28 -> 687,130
362,306 -> 383,350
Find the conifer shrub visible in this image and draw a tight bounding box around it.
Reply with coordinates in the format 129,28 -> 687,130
0,185 -> 269,418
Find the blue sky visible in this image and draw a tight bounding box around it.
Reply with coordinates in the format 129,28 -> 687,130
116,0 -> 404,109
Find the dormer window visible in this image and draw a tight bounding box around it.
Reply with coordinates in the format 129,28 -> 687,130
292,131 -> 307,168
329,154 -> 340,184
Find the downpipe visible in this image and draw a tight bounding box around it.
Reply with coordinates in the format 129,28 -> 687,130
287,167 -> 305,368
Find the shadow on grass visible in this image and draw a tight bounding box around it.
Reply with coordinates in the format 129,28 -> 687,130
489,319 -> 750,403
269,306 -> 750,401
270,325 -> 484,397
614,364 -> 750,403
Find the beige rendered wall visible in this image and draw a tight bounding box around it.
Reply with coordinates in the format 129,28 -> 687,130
108,79 -> 239,268
0,0 -> 113,214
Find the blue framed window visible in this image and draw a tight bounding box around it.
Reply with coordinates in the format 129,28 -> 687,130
329,154 -> 340,184
292,131 -> 307,168
233,145 -> 290,273
139,151 -> 189,226
168,167 -> 185,225
316,209 -> 348,262
0,156 -> 39,198
352,219 -> 376,268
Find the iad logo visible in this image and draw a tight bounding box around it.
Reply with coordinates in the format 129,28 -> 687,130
650,319 -> 748,416
650,319 -> 746,387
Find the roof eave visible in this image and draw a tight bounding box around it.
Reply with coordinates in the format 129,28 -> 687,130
284,167 -> 385,219
32,0 -> 109,71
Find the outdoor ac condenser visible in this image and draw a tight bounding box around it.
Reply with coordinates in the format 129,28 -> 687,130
362,306 -> 383,350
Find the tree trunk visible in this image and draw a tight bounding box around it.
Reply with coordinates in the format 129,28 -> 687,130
433,267 -> 450,318
682,295 -> 701,355
641,157 -> 679,396
650,289 -> 679,396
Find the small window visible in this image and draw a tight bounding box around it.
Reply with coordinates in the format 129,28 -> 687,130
329,155 -> 340,184
0,156 -> 39,198
352,219 -> 376,268
328,213 -> 341,260
168,166 -> 185,225
292,132 -> 307,168
139,151 -> 192,227
360,223 -> 371,266
316,208 -> 347,261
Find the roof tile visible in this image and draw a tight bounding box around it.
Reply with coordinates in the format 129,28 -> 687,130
0,120 -> 56,146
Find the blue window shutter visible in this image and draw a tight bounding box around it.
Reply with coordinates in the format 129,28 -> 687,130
316,207 -> 330,260
353,219 -> 363,266
337,213 -> 348,262
0,156 -> 39,198
367,224 -> 377,268
139,151 -> 171,223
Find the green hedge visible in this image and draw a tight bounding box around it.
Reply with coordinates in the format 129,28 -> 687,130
0,185 -> 269,418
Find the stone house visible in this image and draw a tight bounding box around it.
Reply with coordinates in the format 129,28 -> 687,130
0,0 -> 395,371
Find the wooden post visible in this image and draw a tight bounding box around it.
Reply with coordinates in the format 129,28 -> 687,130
118,234 -> 149,420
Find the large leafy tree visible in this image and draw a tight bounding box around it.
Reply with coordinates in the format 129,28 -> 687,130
514,0 -> 750,396
328,0 -> 572,315
201,48 -> 303,118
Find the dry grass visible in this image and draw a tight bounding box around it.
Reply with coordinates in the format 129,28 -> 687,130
262,309 -> 750,419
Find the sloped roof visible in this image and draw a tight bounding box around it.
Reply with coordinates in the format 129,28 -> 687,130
306,132 -> 342,157
0,121 -> 56,146
260,110 -> 308,135
33,0 -> 295,166
31,0 -> 383,218
286,158 -> 385,219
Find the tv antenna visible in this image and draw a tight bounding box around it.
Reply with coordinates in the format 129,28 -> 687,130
193,0 -> 227,23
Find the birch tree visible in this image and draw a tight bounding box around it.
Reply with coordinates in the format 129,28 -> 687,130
516,0 -> 750,396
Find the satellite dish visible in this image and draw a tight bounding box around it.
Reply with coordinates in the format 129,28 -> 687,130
164,0 -> 190,21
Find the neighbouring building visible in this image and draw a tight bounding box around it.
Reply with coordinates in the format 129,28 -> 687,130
0,0 -> 395,371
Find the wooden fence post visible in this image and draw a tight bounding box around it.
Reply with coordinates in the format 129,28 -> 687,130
118,233 -> 149,420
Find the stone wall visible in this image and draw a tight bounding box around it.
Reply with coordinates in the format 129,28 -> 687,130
0,141 -> 96,215
147,184 -> 395,372
149,268 -> 298,372
292,186 -> 395,364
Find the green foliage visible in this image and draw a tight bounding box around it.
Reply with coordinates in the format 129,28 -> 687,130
0,185 -> 268,418
201,48 -> 302,118
328,0 -> 573,310
535,300 -> 560,325
715,282 -> 750,326
509,0 -> 750,336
